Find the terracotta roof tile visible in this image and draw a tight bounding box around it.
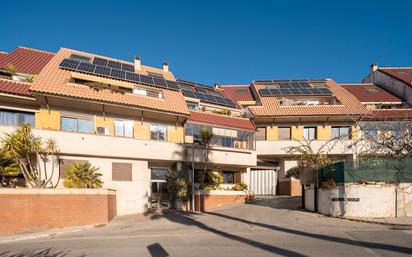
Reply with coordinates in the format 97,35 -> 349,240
30,48 -> 189,116
0,47 -> 54,75
0,51 -> 7,60
341,83 -> 402,103
0,79 -> 32,97
379,68 -> 412,85
370,109 -> 412,120
219,85 -> 255,102
188,111 -> 256,131
249,79 -> 368,117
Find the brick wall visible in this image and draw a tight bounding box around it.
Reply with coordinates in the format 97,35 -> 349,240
278,180 -> 302,196
0,189 -> 116,235
195,191 -> 246,211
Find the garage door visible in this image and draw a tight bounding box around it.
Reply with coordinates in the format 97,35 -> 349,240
249,169 -> 276,195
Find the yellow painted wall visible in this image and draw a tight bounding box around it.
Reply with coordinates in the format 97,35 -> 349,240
134,121 -> 151,140
95,116 -> 114,136
35,109 -> 60,130
351,125 -> 360,140
292,126 -> 304,140
266,126 -> 277,141
167,125 -> 184,143
317,126 -> 331,140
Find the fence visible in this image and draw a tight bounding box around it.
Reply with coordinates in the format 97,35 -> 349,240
318,158 -> 412,185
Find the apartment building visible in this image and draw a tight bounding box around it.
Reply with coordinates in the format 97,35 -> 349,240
0,46 -> 257,214
341,83 -> 412,144
244,79 -> 368,195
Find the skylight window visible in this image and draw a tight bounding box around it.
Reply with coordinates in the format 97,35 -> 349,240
70,54 -> 91,63
266,84 -> 281,89
394,70 -> 409,74
365,87 -> 380,93
236,89 -> 249,94
147,72 -> 164,78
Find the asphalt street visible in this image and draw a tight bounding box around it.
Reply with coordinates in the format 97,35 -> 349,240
1,197 -> 411,257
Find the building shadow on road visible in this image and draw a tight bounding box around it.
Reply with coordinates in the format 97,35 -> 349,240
203,211 -> 412,255
151,211 -> 310,257
151,208 -> 412,257
251,196 -> 301,210
0,248 -> 84,257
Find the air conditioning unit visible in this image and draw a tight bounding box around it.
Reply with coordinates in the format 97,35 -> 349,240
96,127 -> 109,135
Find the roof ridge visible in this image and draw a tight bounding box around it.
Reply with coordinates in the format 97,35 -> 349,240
373,108 -> 412,111
60,47 -> 134,65
220,84 -> 250,87
340,83 -> 374,86
0,78 -> 31,85
190,110 -> 250,120
379,67 -> 412,69
18,46 -> 55,55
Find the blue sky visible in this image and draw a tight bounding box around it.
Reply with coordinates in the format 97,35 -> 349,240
2,0 -> 411,85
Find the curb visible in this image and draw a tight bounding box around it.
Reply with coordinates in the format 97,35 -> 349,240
0,224 -> 102,244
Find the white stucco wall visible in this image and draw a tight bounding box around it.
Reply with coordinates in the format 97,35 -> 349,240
304,187 -> 315,212
55,156 -> 150,216
305,183 -> 412,218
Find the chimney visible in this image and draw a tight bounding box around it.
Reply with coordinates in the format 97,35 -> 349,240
162,62 -> 169,72
215,82 -> 220,89
134,56 -> 141,72
371,64 -> 378,83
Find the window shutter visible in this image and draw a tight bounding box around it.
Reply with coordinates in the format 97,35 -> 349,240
112,162 -> 133,181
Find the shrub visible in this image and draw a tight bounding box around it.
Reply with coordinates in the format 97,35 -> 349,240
0,156 -> 22,188
5,64 -> 17,76
26,75 -> 35,83
203,184 -> 216,190
320,178 -> 337,190
232,182 -> 248,191
203,172 -> 223,189
166,163 -> 190,208
285,166 -> 300,179
64,162 -> 103,188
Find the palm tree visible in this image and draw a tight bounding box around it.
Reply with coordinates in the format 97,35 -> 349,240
64,162 -> 103,188
199,128 -> 213,188
1,123 -> 59,188
0,155 -> 21,187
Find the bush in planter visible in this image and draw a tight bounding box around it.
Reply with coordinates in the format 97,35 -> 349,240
203,172 -> 223,190
232,182 -> 248,191
320,178 -> 337,190
64,162 -> 103,188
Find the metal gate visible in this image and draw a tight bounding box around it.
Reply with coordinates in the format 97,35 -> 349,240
249,169 -> 277,195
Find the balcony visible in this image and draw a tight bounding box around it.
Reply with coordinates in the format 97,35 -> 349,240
0,126 -> 256,167
256,140 -> 354,156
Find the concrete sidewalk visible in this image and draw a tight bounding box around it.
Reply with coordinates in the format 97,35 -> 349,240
342,216 -> 412,226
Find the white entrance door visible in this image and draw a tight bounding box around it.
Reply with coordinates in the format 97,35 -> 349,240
249,169 -> 277,195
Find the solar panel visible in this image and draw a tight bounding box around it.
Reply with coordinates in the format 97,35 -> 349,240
299,88 -> 313,95
215,97 -> 227,105
140,75 -> 154,85
259,89 -> 271,96
166,80 -> 180,90
126,72 -> 140,83
204,94 -> 216,102
153,77 -> 167,88
59,59 -> 80,70
310,88 -> 323,95
196,87 -> 208,94
280,82 -> 292,89
182,89 -> 196,98
95,66 -> 111,76
290,82 -> 302,88
279,88 -> 292,95
77,62 -> 96,73
194,92 -> 207,100
108,60 -> 122,69
290,88 -> 301,95
93,57 -> 108,66
223,98 -> 236,107
318,88 -> 333,95
269,89 -> 281,95
121,63 -> 134,72
111,69 -> 126,80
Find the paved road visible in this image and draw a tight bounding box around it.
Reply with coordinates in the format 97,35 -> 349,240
1,197 -> 411,257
